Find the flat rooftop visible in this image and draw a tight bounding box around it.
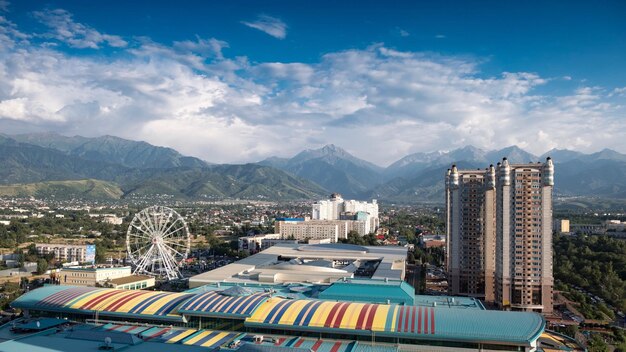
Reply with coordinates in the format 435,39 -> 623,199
109,274 -> 154,285
189,243 -> 407,287
62,266 -> 131,272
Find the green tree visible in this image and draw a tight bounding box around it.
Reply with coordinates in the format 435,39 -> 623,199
587,333 -> 609,352
36,258 -> 48,274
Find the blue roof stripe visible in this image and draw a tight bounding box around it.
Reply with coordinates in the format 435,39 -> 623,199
293,300 -> 317,326
263,299 -> 291,324
233,294 -> 266,315
270,299 -> 297,324
301,300 -> 324,326
129,292 -> 168,314
200,294 -> 229,312
155,294 -> 194,316
221,295 -> 248,313
186,292 -> 217,311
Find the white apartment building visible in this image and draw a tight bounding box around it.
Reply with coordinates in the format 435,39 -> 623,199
311,193 -> 379,234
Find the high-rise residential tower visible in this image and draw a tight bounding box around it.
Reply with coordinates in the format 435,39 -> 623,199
445,165 -> 496,302
495,158 -> 554,314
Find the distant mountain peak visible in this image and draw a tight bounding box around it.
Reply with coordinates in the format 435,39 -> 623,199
316,144 -> 349,156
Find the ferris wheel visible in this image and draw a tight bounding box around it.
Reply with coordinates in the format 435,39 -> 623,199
126,206 -> 190,280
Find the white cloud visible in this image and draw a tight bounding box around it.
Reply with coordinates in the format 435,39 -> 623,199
33,8 -> 127,49
173,36 -> 229,59
0,15 -> 29,47
610,87 -> 626,97
0,9 -> 625,165
241,15 -> 287,39
0,0 -> 9,12
435,34 -> 446,39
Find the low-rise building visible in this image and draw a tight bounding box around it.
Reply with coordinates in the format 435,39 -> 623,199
275,219 -> 369,243
238,233 -> 298,254
102,215 -> 123,225
107,275 -> 155,290
420,234 -> 446,248
189,243 -> 408,287
554,219 -> 570,233
60,266 -> 132,287
36,244 -> 90,263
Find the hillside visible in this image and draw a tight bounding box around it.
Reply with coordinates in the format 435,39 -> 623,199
10,133 -> 208,169
0,179 -> 124,200
0,136 -> 131,184
121,164 -> 327,200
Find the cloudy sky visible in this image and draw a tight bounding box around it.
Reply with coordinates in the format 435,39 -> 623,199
0,0 -> 625,165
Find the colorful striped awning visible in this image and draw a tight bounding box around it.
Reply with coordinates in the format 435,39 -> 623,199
177,291 -> 270,317
245,298 -> 436,336
30,286 -> 195,320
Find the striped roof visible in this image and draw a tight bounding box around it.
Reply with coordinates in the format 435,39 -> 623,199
12,285 -> 194,321
99,323 -> 151,335
12,285 -> 545,345
245,298 -> 545,345
276,338 -> 356,352
182,330 -> 238,348
177,291 -> 270,317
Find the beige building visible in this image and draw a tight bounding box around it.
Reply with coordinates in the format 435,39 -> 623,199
495,158 -> 554,314
275,220 -> 341,242
274,219 -> 370,243
36,244 -> 88,263
108,275 -> 155,290
60,266 -> 132,287
555,219 -> 570,233
445,165 -> 496,303
238,233 -> 298,254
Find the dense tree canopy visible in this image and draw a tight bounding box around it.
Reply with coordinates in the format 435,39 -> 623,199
554,233 -> 626,312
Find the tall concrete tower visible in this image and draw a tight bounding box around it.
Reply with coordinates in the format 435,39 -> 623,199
445,165 -> 496,302
495,158 -> 554,314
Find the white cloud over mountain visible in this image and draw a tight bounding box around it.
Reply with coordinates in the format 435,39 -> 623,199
0,8 -> 624,165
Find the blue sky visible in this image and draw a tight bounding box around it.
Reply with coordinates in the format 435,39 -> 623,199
0,0 -> 625,165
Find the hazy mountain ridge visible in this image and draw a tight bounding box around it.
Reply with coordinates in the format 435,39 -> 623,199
2,133 -> 626,201
10,133 -> 208,169
0,135 -> 326,200
261,143 -> 626,202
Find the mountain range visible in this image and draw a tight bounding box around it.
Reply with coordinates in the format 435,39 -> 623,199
1,132 -> 626,201
0,134 -> 325,200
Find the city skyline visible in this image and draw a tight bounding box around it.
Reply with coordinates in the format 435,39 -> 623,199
0,0 -> 625,166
